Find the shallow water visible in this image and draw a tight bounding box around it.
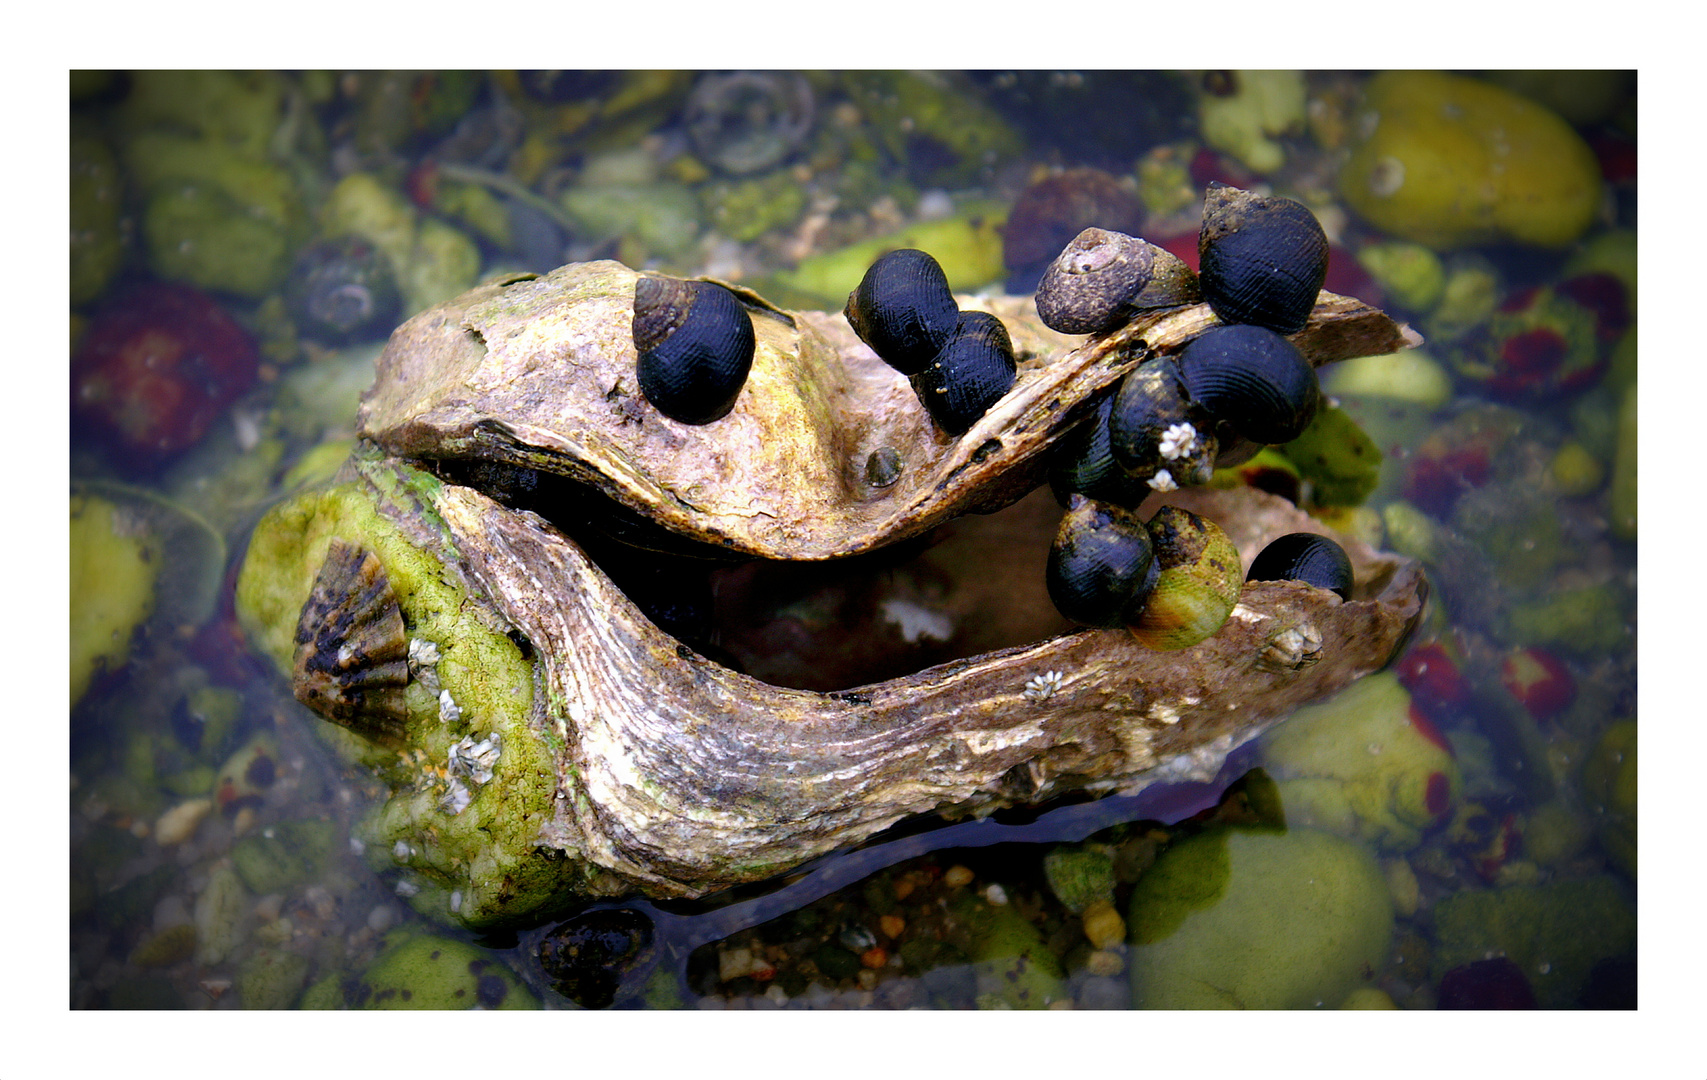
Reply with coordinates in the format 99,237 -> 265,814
70,70 -> 1635,1011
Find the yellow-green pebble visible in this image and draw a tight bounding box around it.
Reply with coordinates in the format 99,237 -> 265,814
1549,440 -> 1604,496
70,493 -> 160,707
1340,987 -> 1398,1009
1610,382 -> 1636,540
1341,71 -> 1601,249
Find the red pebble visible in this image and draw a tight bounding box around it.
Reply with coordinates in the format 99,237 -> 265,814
1407,703 -> 1456,757
1396,643 -> 1471,716
72,283 -> 259,468
1425,771 -> 1452,818
1555,272 -> 1631,342
1403,445 -> 1492,516
1500,647 -> 1577,721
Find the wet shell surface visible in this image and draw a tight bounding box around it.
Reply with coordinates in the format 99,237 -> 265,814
1107,356 -> 1219,493
291,538 -> 409,744
1247,531 -> 1355,601
358,260 -> 1418,562
911,310 -> 1018,435
632,276 -> 756,425
1046,494 -> 1158,628
1048,394 -> 1150,509
1127,506 -> 1244,651
1199,182 -> 1330,335
1033,228 -> 1201,335
843,247 -> 960,375
1176,323 -> 1320,446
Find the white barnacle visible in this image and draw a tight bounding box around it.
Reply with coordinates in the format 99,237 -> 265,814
1158,422 -> 1198,461
1147,469 -> 1178,492
394,878 -> 421,898
408,637 -> 442,668
1024,670 -> 1064,702
438,689 -> 462,725
449,731 -> 503,785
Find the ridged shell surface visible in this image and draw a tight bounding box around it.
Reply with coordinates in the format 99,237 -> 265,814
912,310 -> 1017,435
292,538 -> 410,744
1247,531 -> 1355,601
633,276 -> 756,425
1198,183 -> 1329,335
1127,506 -> 1244,650
1177,323 -> 1319,445
1108,356 -> 1218,491
1046,494 -> 1158,627
843,248 -> 961,374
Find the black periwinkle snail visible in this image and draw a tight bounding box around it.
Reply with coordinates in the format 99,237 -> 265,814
1048,395 -> 1152,509
1198,182 -> 1330,335
631,275 -> 756,425
1107,356 -> 1220,493
1046,494 -> 1158,627
1247,532 -> 1354,601
911,310 -> 1017,435
1175,323 -> 1320,445
1033,227 -> 1200,335
843,248 -> 961,375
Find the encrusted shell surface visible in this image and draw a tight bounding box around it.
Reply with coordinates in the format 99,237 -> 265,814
1034,227 -> 1201,335
292,538 -> 409,745
357,260 -> 1419,562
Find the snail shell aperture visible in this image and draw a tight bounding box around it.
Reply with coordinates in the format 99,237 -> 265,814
911,309 -> 1017,435
843,248 -> 961,375
1247,531 -> 1355,601
632,276 -> 756,425
1198,182 -> 1330,335
1034,227 -> 1201,335
1176,323 -> 1320,446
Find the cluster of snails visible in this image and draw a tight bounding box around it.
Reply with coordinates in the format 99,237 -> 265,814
843,248 -> 1017,434
1040,182 -> 1350,648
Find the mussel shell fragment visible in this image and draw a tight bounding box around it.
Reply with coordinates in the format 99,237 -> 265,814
1046,494 -> 1159,627
1247,531 -> 1355,601
291,538 -> 410,744
1127,505 -> 1244,651
1034,227 -> 1200,335
844,248 -> 961,375
633,276 -> 756,425
1176,323 -> 1320,446
1107,356 -> 1218,492
1198,182 -> 1330,335
911,310 -> 1017,435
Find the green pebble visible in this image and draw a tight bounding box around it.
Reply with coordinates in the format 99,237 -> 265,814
130,923 -> 197,968
1422,260 -> 1502,344
357,935 -> 538,1010
70,134 -> 126,306
1199,70 -> 1306,174
1281,402 -> 1384,507
1610,382 -> 1636,540
1127,826 -> 1393,1009
299,971 -> 347,1010
1323,348 -> 1453,409
1355,241 -> 1446,313
194,865 -> 250,966
951,893 -> 1065,1009
704,174 -> 808,242
402,217 -> 482,317
1548,440 -> 1604,497
811,944 -> 862,982
231,818 -> 339,895
237,949 -> 312,1009
144,181 -> 294,299
558,181 -> 704,262
1042,845 -> 1117,914
773,206 -> 1008,308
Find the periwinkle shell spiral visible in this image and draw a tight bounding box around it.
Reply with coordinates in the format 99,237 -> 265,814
843,248 -> 961,375
1198,182 -> 1330,335
1034,227 -> 1200,335
1247,532 -> 1355,601
912,310 -> 1017,435
632,276 -> 756,425
1176,323 -> 1320,446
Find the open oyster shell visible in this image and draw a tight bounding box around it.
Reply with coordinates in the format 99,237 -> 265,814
358,260 -> 1416,560
241,260 -> 1427,928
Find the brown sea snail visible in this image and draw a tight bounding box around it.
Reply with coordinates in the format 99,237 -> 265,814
1046,499 -> 1243,651
1045,494 -> 1158,627
911,310 -> 1017,435
1246,531 -> 1354,601
1175,323 -> 1320,446
631,275 -> 756,425
1198,182 -> 1330,335
1033,227 -> 1200,335
843,247 -> 960,375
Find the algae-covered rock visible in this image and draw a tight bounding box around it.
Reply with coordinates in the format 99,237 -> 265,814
1198,70 -> 1307,174
1430,875 -> 1634,1008
70,492 -> 160,707
1355,241 -> 1445,314
1280,402 -> 1384,508
1260,672 -> 1459,850
949,892 -> 1066,1009
772,207 -> 1008,307
843,72 -> 1024,188
193,864 -> 250,966
558,180 -> 703,263
356,934 -> 537,1009
1341,71 -> 1601,249
1127,825 -> 1393,1009
1042,845 -> 1117,915
71,133 -> 126,306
